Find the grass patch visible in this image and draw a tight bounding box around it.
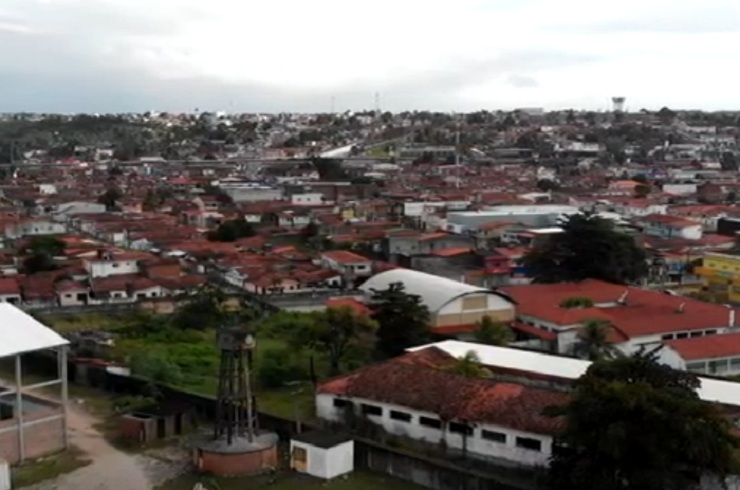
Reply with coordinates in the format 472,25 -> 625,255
156,470 -> 424,490
113,329 -> 320,421
11,446 -> 91,488
37,312 -> 131,334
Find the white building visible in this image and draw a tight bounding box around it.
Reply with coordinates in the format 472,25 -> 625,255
320,250 -> 373,279
642,214 -> 702,240
290,432 -> 354,480
5,219 -> 67,239
83,251 -> 141,278
316,346 -> 560,468
291,193 -> 324,206
360,269 -> 516,328
658,329 -> 740,377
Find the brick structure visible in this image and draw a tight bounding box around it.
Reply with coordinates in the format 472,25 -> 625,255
192,433 -> 279,477
0,406 -> 65,464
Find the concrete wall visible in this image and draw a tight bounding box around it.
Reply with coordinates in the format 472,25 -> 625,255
434,293 -> 515,327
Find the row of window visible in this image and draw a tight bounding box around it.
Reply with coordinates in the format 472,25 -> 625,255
687,357 -> 740,374
662,329 -> 717,341
334,399 -> 542,452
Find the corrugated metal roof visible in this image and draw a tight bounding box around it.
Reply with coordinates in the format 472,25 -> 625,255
0,303 -> 68,358
360,269 -> 494,313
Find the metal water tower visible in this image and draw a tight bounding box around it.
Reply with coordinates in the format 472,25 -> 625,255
612,97 -> 626,113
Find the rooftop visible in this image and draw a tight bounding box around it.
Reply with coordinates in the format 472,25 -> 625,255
0,303 -> 68,358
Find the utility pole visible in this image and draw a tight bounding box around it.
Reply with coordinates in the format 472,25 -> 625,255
455,117 -> 462,189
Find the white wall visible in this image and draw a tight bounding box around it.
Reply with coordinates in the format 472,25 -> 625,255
316,394 -> 550,467
437,293 -> 513,317
662,183 -> 698,196
87,260 -> 140,278
656,345 -> 687,371
327,442 -> 354,479
291,193 -> 324,206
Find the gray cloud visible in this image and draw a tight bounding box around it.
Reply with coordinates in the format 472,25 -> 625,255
507,75 -> 539,88
1,0 -> 739,112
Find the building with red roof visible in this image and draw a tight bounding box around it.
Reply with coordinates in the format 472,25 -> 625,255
661,331 -> 740,376
500,279 -> 739,357
317,347 -> 566,468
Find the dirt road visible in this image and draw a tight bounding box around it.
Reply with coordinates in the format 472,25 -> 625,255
26,401 -> 185,490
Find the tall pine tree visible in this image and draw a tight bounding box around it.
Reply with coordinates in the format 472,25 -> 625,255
370,282 -> 430,359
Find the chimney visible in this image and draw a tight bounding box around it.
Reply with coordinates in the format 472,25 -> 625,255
677,302 -> 685,314
617,289 -> 629,305
730,309 -> 736,329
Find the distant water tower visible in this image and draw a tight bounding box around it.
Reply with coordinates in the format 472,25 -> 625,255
612,97 -> 626,113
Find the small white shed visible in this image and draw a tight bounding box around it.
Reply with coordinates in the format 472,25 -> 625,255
290,431 -> 354,480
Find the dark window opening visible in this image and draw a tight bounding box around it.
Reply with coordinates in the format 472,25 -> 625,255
515,437 -> 542,451
361,403 -> 383,416
419,416 -> 442,429
448,421 -> 473,436
333,398 -> 350,408
481,430 -> 507,443
390,410 -> 412,422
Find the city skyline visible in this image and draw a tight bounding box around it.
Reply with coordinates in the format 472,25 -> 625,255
1,0 -> 739,113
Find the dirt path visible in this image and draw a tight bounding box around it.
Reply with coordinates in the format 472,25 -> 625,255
27,402 -> 184,490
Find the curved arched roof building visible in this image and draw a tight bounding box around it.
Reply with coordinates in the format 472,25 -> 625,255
360,269 -> 515,334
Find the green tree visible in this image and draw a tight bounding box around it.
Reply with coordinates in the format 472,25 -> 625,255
98,187 -> 122,210
572,319 -> 618,361
22,236 -> 66,274
294,306 -> 376,375
370,282 -> 430,359
24,236 -> 66,256
206,218 -> 256,242
171,285 -> 227,330
300,222 -> 320,242
548,353 -> 738,490
634,183 -> 651,198
473,315 -> 513,346
445,350 -> 491,378
536,179 -> 559,192
522,213 -> 647,284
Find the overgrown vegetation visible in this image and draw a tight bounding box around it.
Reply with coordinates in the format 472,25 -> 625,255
11,446 -> 91,488
558,297 -> 594,309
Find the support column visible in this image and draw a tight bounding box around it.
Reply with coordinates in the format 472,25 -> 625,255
60,346 -> 69,449
14,354 -> 25,462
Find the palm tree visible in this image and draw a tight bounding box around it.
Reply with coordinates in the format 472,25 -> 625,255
445,350 -> 491,378
474,315 -> 513,346
573,319 -> 619,361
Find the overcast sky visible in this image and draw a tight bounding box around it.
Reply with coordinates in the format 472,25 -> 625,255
1,0 -> 739,113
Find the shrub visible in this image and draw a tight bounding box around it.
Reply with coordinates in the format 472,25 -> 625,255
559,296 -> 594,309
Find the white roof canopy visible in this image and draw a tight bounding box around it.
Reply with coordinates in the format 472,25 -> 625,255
0,303 -> 68,358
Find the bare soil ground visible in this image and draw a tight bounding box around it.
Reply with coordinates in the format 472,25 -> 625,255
24,401 -> 187,490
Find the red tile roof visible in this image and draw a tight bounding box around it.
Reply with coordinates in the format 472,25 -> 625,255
501,279 -> 739,339
321,250 -> 371,264
642,214 -> 699,228
325,298 -> 372,316
666,332 -> 740,361
318,349 -> 566,434
432,247 -> 472,257
0,277 -> 20,296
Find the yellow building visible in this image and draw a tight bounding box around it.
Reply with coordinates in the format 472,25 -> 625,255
696,253 -> 740,303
